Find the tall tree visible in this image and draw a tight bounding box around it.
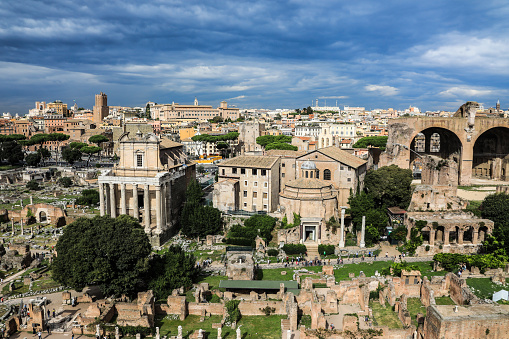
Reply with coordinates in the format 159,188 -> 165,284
81,146 -> 102,166
61,146 -> 82,165
52,215 -> 151,297
25,153 -> 41,167
89,135 -> 109,160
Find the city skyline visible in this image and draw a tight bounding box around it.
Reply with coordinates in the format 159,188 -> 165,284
1,1 -> 508,113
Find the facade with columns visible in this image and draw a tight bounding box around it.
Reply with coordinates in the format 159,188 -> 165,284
98,131 -> 195,246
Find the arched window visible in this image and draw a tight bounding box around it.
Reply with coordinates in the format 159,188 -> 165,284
323,169 -> 331,180
430,133 -> 440,152
414,133 -> 425,153
305,171 -> 308,178
316,171 -> 319,179
310,171 -> 313,178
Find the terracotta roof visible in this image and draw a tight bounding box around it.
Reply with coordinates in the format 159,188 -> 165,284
297,136 -> 311,141
388,207 -> 406,214
285,178 -> 331,189
316,146 -> 366,168
266,150 -> 306,158
219,155 -> 279,169
160,138 -> 182,149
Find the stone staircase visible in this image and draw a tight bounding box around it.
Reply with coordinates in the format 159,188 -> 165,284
305,242 -> 320,260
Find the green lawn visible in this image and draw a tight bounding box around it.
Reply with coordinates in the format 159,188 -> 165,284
370,302 -> 402,329
434,296 -> 456,305
333,261 -> 446,282
406,298 -> 426,328
466,278 -> 508,300
196,274 -> 228,290
155,314 -> 284,338
258,266 -> 322,281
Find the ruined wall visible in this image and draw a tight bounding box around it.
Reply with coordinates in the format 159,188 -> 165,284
446,273 -> 478,305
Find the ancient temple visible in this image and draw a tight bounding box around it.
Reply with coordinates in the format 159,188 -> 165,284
98,131 -> 195,246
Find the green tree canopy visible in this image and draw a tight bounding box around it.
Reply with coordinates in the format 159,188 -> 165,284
191,132 -> 239,143
58,177 -> 73,188
88,134 -> 109,145
26,180 -> 41,191
52,215 -> 152,296
81,146 -> 102,166
265,142 -> 298,151
364,165 -> 413,210
37,147 -> 51,164
0,134 -> 26,142
180,179 -> 223,238
0,141 -> 24,165
352,136 -> 388,150
147,246 -> 199,300
256,135 -> 292,147
25,153 -> 41,167
70,142 -> 88,149
75,189 -> 99,206
481,193 -> 509,255
228,214 -> 277,244
62,146 -> 82,165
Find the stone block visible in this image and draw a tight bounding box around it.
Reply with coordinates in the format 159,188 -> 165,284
322,265 -> 333,275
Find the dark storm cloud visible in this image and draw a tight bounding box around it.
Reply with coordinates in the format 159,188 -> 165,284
0,0 -> 508,113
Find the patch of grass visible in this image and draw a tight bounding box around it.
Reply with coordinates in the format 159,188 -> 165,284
334,261 -> 445,282
466,278 -> 505,300
258,266 -> 323,281
196,274 -> 227,290
457,185 -> 484,191
406,298 -> 426,328
154,314 -> 283,339
31,277 -> 61,291
434,296 -> 456,305
0,165 -> 22,171
370,301 -> 402,329
299,314 -> 311,328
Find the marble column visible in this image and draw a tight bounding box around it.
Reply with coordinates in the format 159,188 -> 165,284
177,325 -> 182,339
109,183 -> 116,218
458,230 -> 464,245
217,328 -> 221,339
99,183 -> 105,216
444,229 -> 450,245
155,185 -> 162,233
11,219 -> 14,236
121,183 -> 127,215
132,184 -> 139,220
359,215 -> 365,248
20,219 -> 24,236
429,229 -> 435,246
144,184 -> 151,232
339,208 -> 345,247
161,183 -> 167,226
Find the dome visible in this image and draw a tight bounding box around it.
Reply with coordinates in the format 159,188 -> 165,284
301,160 -> 317,170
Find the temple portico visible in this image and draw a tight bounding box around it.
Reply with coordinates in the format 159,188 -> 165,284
98,131 -> 195,246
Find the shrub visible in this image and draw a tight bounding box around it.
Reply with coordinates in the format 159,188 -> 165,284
267,249 -> 279,257
282,244 -> 307,255
58,177 -> 73,188
225,238 -> 253,247
318,244 -> 335,256
225,300 -> 241,324
26,180 -> 41,191
425,245 -> 430,251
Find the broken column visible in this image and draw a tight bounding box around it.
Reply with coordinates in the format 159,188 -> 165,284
360,215 -> 365,248
115,327 -> 120,339
339,208 -> 345,247
217,327 -> 222,339
177,326 -> 183,339
155,327 -> 160,339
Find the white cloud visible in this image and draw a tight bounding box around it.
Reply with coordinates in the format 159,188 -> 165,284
364,84 -> 398,96
438,86 -> 495,98
318,96 -> 349,99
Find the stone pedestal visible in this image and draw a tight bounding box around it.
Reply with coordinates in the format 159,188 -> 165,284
177,325 -> 183,339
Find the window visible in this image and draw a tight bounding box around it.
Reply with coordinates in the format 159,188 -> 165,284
324,169 -> 331,180
263,192 -> 268,199
252,169 -> 258,175
282,163 -> 285,167
136,154 -> 143,167
241,168 -> 245,174
254,181 -> 258,186
305,171 -> 308,178
253,192 -> 258,198
263,204 -> 268,210
244,202 -> 247,207
232,168 -> 237,174
264,182 -> 268,188
340,166 -> 344,171
261,169 -> 266,176
244,180 -> 248,186
347,178 -> 351,182
243,191 -> 247,197
282,173 -> 285,177
310,171 -> 313,178
222,169 -> 225,175
316,171 -> 319,179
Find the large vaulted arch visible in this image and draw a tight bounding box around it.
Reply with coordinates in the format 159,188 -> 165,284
472,127 -> 509,180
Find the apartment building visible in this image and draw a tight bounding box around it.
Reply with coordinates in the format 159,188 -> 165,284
152,99 -> 240,121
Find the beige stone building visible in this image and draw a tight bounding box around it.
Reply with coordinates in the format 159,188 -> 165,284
213,156 -> 280,213
152,99 -> 240,122
98,131 -> 195,246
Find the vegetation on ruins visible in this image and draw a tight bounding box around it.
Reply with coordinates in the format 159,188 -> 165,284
75,189 -> 100,206
148,246 -> 199,300
348,165 -> 413,246
58,177 -> 73,188
282,244 -> 307,255
352,136 -> 388,150
224,300 -> 241,325
226,214 -> 277,247
26,180 -> 41,191
318,244 -> 335,256
433,252 -> 507,273
481,193 -> 509,256
381,261 -> 420,276
53,215 -> 152,297
180,179 -> 223,238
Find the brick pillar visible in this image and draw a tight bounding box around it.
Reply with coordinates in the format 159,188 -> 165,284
473,230 -> 479,245
429,229 -> 435,246
458,230 -> 464,245
444,229 -> 450,245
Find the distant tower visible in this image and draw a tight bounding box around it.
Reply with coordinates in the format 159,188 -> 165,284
194,97 -> 198,106
93,92 -> 109,123
496,99 -> 500,111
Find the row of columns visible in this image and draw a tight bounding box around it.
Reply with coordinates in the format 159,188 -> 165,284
338,208 -> 366,248
99,182 -> 171,234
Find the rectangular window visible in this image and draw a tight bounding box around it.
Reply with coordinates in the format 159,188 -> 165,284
244,202 -> 247,207
340,166 -> 344,170
232,168 -> 237,174
243,191 -> 247,197
261,169 -> 267,176
241,168 -> 246,174
252,169 -> 257,175
282,173 -> 285,177
253,192 -> 257,198
136,154 -> 143,167
263,192 -> 268,199
282,163 -> 285,167
264,182 -> 268,188
244,180 -> 248,186
254,181 -> 258,187
347,178 -> 352,182
263,204 -> 268,210
222,169 -> 225,175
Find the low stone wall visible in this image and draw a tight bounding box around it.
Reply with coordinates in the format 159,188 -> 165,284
188,302 -> 224,316
446,273 -> 478,305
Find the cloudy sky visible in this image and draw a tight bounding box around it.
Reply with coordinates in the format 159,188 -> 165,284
1,0 -> 508,114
